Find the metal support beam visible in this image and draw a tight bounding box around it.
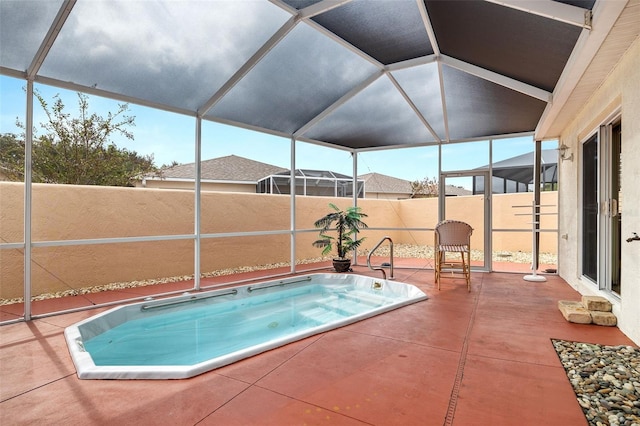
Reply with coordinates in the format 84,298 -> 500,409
485,0 -> 592,29
24,81 -> 34,320
34,75 -> 197,118
299,0 -> 351,19
290,137 -> 297,274
436,62 -> 451,143
27,0 -> 76,78
351,151 -> 359,266
416,0 -> 441,56
194,117 -> 202,290
386,72 -> 442,143
198,16 -> 298,116
533,140 -> 542,271
385,54 -> 438,73
295,71 -> 383,138
441,55 -> 553,102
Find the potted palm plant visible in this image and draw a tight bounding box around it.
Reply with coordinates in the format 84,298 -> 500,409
312,203 -> 368,272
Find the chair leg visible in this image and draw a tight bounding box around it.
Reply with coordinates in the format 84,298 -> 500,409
435,250 -> 441,290
464,250 -> 471,291
456,250 -> 470,292
438,250 -> 444,290
433,250 -> 438,284
436,249 -> 471,291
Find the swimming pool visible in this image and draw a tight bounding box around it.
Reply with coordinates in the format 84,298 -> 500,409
65,273 -> 428,379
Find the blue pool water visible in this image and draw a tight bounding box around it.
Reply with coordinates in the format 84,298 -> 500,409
86,284 -> 392,366
65,274 -> 428,379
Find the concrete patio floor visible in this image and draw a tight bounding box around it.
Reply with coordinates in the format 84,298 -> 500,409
1,265 -> 635,425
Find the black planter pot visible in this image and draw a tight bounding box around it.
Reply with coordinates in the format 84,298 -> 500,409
332,259 -> 352,273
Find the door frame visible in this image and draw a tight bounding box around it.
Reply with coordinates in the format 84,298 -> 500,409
439,170 -> 491,271
580,112 -> 622,297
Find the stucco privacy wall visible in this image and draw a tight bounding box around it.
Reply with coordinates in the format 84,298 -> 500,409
558,37 -> 640,344
0,182 -> 555,300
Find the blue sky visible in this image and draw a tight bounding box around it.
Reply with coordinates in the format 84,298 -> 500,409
0,75 -> 555,183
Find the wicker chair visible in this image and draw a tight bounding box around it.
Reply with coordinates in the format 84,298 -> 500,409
434,220 -> 473,291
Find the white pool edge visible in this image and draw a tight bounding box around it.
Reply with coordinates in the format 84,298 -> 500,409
64,274 -> 428,380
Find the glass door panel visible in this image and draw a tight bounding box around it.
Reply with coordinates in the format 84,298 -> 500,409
440,172 -> 490,270
581,120 -> 622,296
582,134 -> 598,282
610,122 -> 622,295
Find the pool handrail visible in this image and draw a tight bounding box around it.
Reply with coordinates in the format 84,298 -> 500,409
367,236 -> 394,280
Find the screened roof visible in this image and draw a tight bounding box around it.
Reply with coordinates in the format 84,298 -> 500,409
480,149 -> 559,186
1,0 -> 611,151
257,168 -> 364,197
272,169 -> 354,180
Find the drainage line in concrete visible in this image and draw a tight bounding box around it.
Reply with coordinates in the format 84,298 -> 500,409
443,276 -> 481,426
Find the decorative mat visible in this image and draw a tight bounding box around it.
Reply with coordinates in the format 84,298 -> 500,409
552,339 -> 640,425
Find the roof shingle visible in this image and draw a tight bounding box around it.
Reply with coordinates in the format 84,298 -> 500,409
160,155 -> 287,182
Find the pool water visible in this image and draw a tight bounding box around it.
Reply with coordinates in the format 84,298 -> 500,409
65,274 -> 428,379
86,284 -> 396,366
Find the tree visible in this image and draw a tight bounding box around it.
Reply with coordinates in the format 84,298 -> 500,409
0,133 -> 24,181
4,91 -> 159,186
410,176 -> 439,198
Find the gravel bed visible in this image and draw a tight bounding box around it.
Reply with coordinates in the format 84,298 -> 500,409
372,243 -> 557,265
0,258 -> 326,306
0,244 -> 556,305
553,339 -> 640,426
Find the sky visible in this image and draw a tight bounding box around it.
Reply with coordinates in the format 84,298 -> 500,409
0,75 -> 556,184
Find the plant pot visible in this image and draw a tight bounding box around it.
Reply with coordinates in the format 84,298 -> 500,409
332,259 -> 352,273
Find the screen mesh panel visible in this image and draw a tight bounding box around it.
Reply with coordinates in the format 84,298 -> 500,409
0,0 -> 599,148
304,75 -> 436,149
443,65 -> 547,140
208,23 -> 379,134
38,1 -> 290,111
426,0 -> 582,92
311,0 -> 433,65
392,63 -> 445,140
0,1 -> 64,71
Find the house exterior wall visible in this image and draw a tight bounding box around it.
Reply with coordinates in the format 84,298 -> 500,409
364,191 -> 411,200
558,37 -> 640,344
135,179 -> 255,193
139,180 -> 410,199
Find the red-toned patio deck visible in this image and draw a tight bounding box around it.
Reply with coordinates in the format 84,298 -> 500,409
1,263 -> 634,425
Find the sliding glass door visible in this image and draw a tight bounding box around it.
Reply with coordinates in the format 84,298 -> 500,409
581,120 -> 622,296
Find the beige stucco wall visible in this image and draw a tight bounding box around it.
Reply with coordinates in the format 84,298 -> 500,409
557,37 -> 640,344
0,182 -> 555,300
493,192 -> 558,253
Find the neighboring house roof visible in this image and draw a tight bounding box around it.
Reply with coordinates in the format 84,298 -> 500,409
269,169 -> 353,180
150,157 -> 473,196
445,185 -> 472,197
359,173 -> 413,195
158,155 -> 287,183
358,172 -> 471,197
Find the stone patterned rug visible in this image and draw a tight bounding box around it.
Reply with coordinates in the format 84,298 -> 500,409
552,339 -> 640,425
